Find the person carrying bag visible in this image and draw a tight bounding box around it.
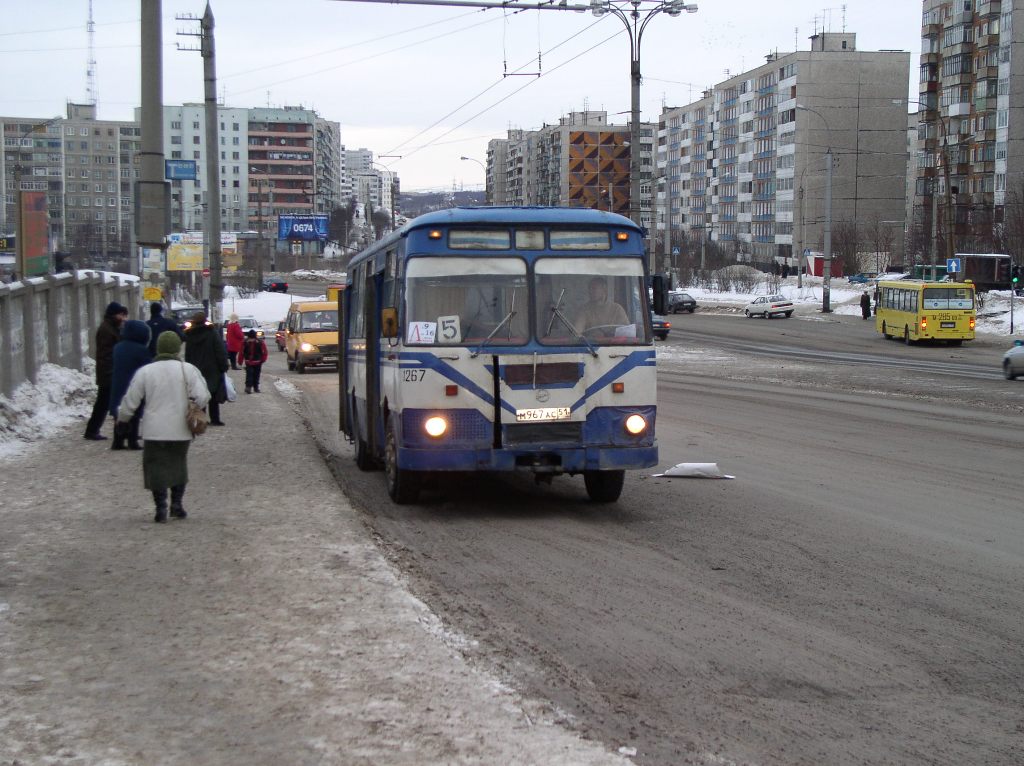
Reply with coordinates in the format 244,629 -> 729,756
118,331 -> 210,523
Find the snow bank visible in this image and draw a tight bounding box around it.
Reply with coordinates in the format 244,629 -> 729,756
0,364 -> 95,459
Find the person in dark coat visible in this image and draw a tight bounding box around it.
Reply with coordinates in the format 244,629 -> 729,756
184,311 -> 229,426
109,320 -> 153,450
860,291 -> 872,320
84,301 -> 128,440
146,302 -> 182,356
238,329 -> 269,394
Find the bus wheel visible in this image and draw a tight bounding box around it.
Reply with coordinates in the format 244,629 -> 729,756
881,322 -> 890,339
904,327 -> 913,345
385,422 -> 420,504
584,470 -> 625,503
287,353 -> 295,371
295,358 -> 306,374
353,407 -> 376,471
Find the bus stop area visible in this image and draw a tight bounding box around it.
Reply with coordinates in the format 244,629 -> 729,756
0,374 -> 624,765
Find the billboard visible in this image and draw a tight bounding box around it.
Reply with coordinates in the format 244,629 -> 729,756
166,231 -> 241,272
278,214 -> 328,241
19,191 -> 50,277
164,159 -> 197,181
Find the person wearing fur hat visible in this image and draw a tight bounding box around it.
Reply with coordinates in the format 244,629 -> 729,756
184,311 -> 229,426
224,313 -> 244,370
117,331 -> 210,523
84,301 -> 129,440
109,320 -> 153,450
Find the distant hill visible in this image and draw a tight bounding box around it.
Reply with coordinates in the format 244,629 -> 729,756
399,190 -> 486,218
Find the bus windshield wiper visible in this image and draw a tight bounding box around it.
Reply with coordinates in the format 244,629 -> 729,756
546,289 -> 597,357
470,288 -> 517,358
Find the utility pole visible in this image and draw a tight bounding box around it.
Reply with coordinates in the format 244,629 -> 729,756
201,4 -> 222,319
822,148 -> 833,312
136,0 -> 169,278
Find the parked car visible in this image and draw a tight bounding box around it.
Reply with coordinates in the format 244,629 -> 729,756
744,295 -> 794,319
275,320 -> 287,352
261,280 -> 288,293
1003,340 -> 1024,380
847,272 -> 878,284
651,313 -> 671,340
668,291 -> 698,314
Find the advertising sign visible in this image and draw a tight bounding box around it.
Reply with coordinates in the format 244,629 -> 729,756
167,242 -> 203,271
278,215 -> 328,241
0,235 -> 14,253
19,191 -> 49,277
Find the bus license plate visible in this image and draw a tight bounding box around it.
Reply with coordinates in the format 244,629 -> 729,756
940,321 -> 956,329
515,407 -> 571,422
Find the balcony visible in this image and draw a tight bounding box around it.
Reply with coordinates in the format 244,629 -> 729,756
978,0 -> 1001,17
921,22 -> 941,37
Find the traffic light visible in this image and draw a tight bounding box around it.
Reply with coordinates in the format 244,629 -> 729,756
1012,264 -> 1021,285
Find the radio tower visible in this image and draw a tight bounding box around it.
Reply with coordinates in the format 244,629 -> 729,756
86,0 -> 98,107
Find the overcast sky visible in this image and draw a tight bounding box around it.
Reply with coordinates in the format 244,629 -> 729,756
2,1 -> 921,192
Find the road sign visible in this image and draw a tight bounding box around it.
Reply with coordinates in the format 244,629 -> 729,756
946,257 -> 961,273
201,267 -> 210,277
143,286 -> 163,301
672,246 -> 680,255
165,159 -> 197,181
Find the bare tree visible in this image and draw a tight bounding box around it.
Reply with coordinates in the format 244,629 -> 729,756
829,219 -> 861,277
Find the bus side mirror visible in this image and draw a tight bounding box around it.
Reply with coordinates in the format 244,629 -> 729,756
652,274 -> 668,315
381,307 -> 398,338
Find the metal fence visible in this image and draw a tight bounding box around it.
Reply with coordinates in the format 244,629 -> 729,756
0,271 -> 141,398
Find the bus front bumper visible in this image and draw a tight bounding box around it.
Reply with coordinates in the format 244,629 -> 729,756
398,445 -> 658,473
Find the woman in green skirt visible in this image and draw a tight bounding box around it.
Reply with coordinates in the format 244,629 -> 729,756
117,331 -> 210,523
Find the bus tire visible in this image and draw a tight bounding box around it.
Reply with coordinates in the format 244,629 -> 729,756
584,469 -> 625,503
904,327 -> 913,345
353,400 -> 376,471
881,321 -> 890,339
286,353 -> 295,371
385,422 -> 420,504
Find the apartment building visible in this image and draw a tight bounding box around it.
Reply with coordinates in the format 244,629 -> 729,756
914,0 -> 1024,254
1,103 -> 139,259
656,33 -> 910,268
487,111 -> 656,232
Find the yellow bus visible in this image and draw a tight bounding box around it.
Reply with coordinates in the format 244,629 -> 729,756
875,280 -> 976,345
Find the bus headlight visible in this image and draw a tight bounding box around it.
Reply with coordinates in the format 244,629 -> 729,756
424,416 -> 448,437
300,342 -> 318,353
624,414 -> 647,435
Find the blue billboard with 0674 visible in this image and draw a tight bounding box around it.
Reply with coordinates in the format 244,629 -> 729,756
278,214 -> 328,241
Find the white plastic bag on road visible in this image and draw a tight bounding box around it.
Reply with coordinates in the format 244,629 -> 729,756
652,462 -> 735,479
223,372 -> 237,402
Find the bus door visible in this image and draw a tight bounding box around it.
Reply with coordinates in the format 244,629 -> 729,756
362,261 -> 381,458
338,286 -> 350,438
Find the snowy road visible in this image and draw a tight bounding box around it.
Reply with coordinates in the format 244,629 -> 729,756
281,313 -> 1024,766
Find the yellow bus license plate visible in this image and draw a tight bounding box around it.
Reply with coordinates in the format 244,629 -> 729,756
515,407 -> 571,422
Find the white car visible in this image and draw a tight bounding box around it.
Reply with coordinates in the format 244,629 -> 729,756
744,295 -> 794,319
223,315 -> 265,340
1003,340 -> 1024,380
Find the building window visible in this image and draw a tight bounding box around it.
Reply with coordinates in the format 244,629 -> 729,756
194,151 -> 201,160
193,135 -> 201,145
171,120 -> 181,130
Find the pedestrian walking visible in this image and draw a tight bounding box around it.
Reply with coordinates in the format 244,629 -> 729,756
224,313 -> 244,370
184,311 -> 229,426
145,302 -> 182,356
238,329 -> 269,394
860,292 -> 872,320
117,331 -> 210,523
84,301 -> 128,441
109,320 -> 153,450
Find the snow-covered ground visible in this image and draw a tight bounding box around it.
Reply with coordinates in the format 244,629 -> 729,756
0,363 -> 96,459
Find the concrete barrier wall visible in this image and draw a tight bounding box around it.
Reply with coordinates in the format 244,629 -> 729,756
0,271 -> 141,398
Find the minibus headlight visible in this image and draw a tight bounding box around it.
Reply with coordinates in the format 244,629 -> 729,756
424,416 -> 447,437
624,414 -> 647,435
300,342 -> 318,353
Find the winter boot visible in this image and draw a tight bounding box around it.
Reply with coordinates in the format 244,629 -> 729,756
244,385 -> 252,394
169,485 -> 187,519
153,489 -> 168,523
128,439 -> 143,450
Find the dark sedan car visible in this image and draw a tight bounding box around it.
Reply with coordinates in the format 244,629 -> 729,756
261,280 -> 288,293
651,313 -> 671,341
668,291 -> 697,314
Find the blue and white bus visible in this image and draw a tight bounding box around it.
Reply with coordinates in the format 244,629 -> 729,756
339,207 -> 659,504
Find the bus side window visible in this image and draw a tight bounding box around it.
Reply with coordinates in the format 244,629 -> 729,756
350,264 -> 365,339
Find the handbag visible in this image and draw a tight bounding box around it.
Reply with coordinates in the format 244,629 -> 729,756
223,372 -> 237,403
181,362 -> 209,436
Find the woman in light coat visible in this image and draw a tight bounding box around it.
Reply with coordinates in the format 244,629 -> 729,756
117,331 -> 210,523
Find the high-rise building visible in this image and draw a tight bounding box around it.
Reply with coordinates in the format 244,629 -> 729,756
914,0 -> 1019,258
656,33 -> 910,270
1,103 -> 139,260
487,112 -> 656,232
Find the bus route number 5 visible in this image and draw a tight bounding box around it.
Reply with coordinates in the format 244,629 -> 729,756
438,314 -> 461,343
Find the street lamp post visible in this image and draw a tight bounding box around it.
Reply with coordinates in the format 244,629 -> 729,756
796,104 -> 834,312
590,0 -> 697,274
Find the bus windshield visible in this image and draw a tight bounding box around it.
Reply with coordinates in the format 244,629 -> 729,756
922,287 -> 974,310
405,256 -> 528,345
535,257 -> 650,345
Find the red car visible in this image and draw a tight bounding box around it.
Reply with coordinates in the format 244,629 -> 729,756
275,321 -> 287,351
